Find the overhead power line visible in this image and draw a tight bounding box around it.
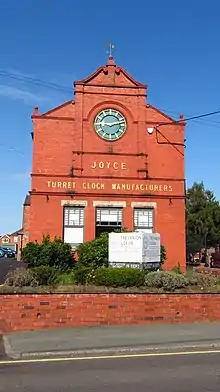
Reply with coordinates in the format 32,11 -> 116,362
0,70 -> 72,93
1,69 -> 220,127
156,110 -> 220,128
160,107 -> 220,126
1,69 -> 220,158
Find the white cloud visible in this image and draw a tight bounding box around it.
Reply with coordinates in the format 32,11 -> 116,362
0,84 -> 49,105
0,68 -> 73,106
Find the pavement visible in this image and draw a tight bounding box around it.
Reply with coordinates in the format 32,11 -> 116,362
3,322 -> 220,360
0,335 -> 6,360
0,258 -> 25,284
1,352 -> 220,391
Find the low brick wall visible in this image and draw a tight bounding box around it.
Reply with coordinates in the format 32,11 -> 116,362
1,293 -> 220,333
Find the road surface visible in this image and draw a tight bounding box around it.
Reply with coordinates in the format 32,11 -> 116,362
0,352 -> 220,391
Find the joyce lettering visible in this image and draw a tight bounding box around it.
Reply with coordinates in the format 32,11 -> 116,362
90,161 -> 126,170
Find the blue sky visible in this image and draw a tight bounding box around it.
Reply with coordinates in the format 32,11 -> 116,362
1,0 -> 220,234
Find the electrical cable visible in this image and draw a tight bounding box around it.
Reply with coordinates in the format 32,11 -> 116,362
155,128 -> 184,156
0,70 -> 72,93
1,69 -> 220,127
1,69 -> 220,158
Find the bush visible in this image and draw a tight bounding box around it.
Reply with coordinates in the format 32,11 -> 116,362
73,265 -> 145,287
5,268 -> 39,287
77,230 -> 166,268
145,271 -> 188,291
21,235 -> 74,271
172,265 -> 182,274
76,233 -> 109,268
160,244 -> 167,265
31,266 -> 58,285
56,270 -> 76,285
74,265 -> 93,285
92,268 -> 145,287
188,272 -> 217,287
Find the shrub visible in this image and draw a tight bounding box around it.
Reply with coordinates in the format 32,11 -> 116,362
76,233 -> 109,268
160,244 -> 167,265
56,270 -> 76,285
172,265 -> 182,274
21,235 -> 73,271
5,268 -> 39,287
31,266 -> 58,285
74,265 -> 93,285
77,230 -> 166,268
92,268 -> 145,287
188,272 -> 217,287
145,271 -> 188,291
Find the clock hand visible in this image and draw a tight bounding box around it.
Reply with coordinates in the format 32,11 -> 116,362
107,120 -> 125,127
96,120 -> 108,126
96,120 -> 125,127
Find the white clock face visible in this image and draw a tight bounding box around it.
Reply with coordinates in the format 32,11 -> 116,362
94,108 -> 127,141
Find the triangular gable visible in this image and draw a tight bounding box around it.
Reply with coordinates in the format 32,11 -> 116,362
74,63 -> 146,88
0,234 -> 10,240
147,104 -> 185,126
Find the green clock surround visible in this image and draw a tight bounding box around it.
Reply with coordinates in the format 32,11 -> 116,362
94,108 -> 127,141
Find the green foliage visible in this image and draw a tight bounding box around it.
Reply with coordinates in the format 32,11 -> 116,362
56,270 -> 76,285
74,265 -> 93,285
160,244 -> 167,264
77,230 -> 166,268
73,266 -> 145,287
31,266 -> 58,285
145,271 -> 188,291
186,182 -> 220,253
188,272 -> 218,287
5,268 -> 39,287
172,264 -> 182,274
91,268 -> 145,287
21,235 -> 74,271
77,233 -> 109,268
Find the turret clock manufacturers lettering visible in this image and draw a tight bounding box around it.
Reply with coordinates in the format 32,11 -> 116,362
46,181 -> 173,192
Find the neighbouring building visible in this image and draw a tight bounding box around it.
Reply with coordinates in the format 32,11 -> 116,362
0,229 -> 22,252
26,55 -> 186,270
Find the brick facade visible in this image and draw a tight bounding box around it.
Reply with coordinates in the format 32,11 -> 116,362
29,56 -> 186,270
0,293 -> 220,333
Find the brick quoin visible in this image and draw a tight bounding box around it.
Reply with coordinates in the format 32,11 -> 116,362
28,55 -> 186,271
1,293 -> 220,333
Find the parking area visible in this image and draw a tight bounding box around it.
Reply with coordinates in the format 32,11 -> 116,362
0,258 -> 25,284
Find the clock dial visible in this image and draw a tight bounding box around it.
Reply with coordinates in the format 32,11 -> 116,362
94,108 -> 127,141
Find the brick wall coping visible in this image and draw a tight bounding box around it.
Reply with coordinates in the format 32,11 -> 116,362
0,291 -> 220,296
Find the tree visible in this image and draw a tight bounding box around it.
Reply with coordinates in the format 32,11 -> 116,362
186,182 -> 220,253
21,235 -> 73,270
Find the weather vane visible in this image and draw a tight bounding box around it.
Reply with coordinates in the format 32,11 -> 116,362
104,42 -> 115,59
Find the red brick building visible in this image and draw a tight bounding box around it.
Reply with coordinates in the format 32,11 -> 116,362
29,56 -> 186,270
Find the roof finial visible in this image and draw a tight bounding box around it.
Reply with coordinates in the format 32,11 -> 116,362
104,42 -> 115,60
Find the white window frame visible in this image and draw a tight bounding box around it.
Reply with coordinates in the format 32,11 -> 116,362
96,207 -> 123,227
134,208 -> 154,233
63,206 -> 85,249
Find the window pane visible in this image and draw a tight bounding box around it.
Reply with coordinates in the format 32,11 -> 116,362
134,208 -> 153,229
96,208 -> 122,225
64,207 -> 84,227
